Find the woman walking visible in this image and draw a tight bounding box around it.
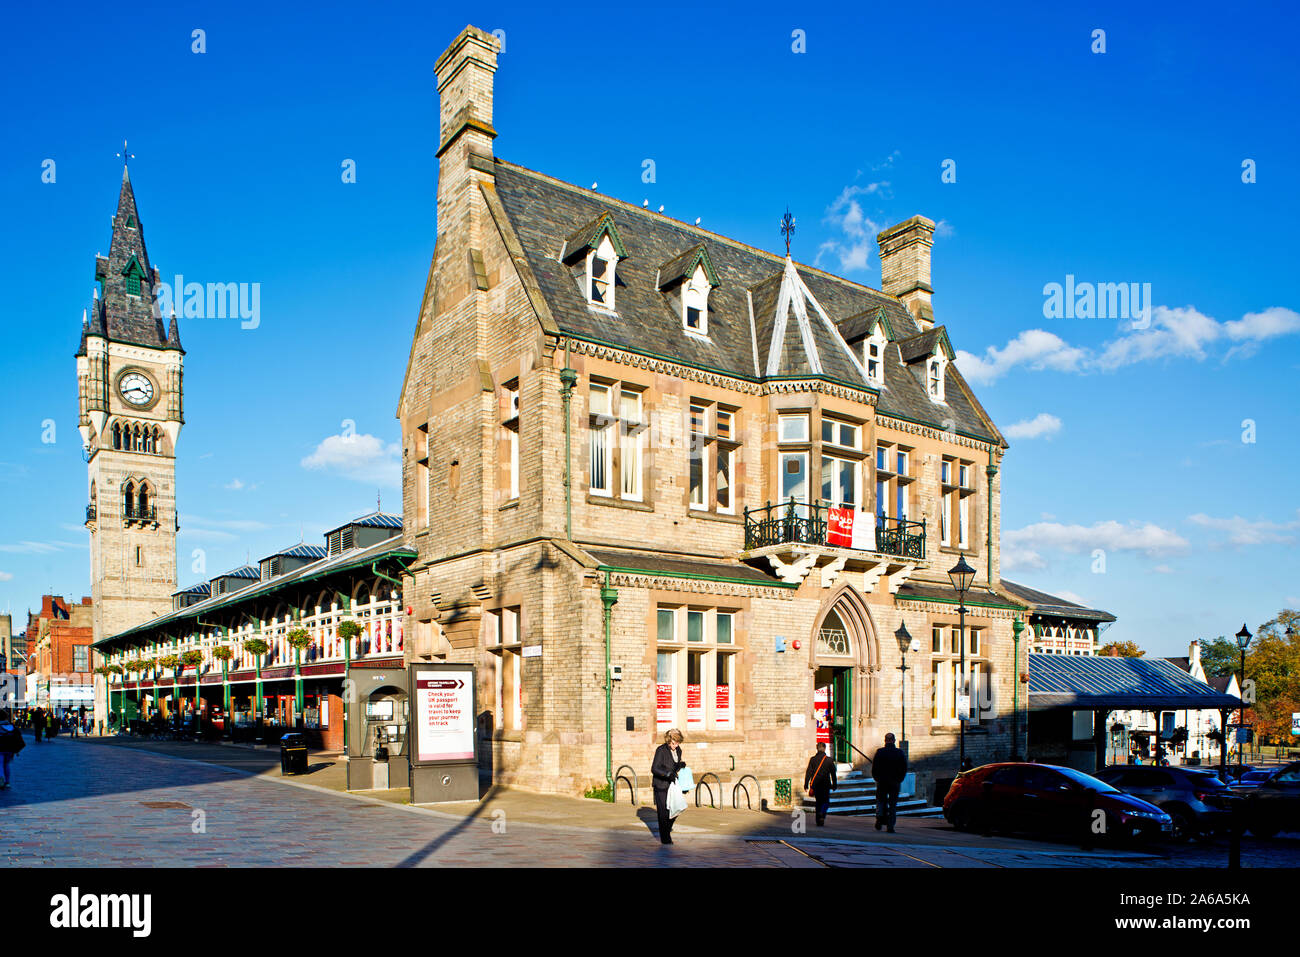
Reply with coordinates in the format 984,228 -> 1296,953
0,709 -> 24,790
651,728 -> 686,845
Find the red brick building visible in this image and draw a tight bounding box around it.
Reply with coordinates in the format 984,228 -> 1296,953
28,595 -> 96,715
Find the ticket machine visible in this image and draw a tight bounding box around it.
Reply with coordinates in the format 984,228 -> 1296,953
345,669 -> 409,791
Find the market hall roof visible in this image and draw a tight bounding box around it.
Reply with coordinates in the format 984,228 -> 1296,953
489,160 -> 1005,447
1000,579 -> 1117,623
1027,653 -> 1242,712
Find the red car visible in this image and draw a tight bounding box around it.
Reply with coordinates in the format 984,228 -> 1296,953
944,762 -> 1174,843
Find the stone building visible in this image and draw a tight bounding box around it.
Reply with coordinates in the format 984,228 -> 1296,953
395,25 -> 1031,803
77,163 -> 183,727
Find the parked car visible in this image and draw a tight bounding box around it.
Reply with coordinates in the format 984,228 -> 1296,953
1233,770 -> 1274,790
1093,765 -> 1231,841
1243,761 -> 1300,838
943,763 -> 1173,844
1221,764 -> 1257,782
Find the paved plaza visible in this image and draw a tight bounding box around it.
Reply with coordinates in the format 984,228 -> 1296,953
2,733 -> 1297,868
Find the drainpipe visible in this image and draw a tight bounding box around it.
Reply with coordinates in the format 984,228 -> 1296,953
985,451 -> 998,585
559,339 -> 577,541
1011,618 -> 1024,760
600,570 -> 618,791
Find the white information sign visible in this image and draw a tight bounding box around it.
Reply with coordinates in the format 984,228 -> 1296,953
413,667 -> 475,763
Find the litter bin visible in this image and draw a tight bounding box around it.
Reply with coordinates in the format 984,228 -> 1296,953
280,733 -> 308,775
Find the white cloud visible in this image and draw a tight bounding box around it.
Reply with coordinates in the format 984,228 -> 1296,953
301,432 -> 401,487
0,571 -> 12,581
933,219 -> 955,239
1187,510 -> 1300,546
1003,520 -> 1189,559
1056,590 -> 1089,606
964,305 -> 1300,384
183,516 -> 271,534
0,540 -> 86,554
956,330 -> 1086,385
1152,564 -> 1175,574
225,478 -> 245,490
1003,413 -> 1062,440
815,182 -> 889,274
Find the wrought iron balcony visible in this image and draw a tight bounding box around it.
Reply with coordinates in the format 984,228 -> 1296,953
743,499 -> 925,560
85,504 -> 97,524
123,505 -> 158,523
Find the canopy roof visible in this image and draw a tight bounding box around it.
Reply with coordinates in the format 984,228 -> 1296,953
1027,652 -> 1242,711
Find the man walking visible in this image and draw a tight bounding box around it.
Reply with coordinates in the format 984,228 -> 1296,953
804,742 -> 837,826
871,732 -> 908,833
31,707 -> 46,743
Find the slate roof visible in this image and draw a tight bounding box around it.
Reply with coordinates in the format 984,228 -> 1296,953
491,161 -> 1004,446
264,542 -> 329,561
80,167 -> 176,355
584,548 -> 788,586
173,582 -> 211,599
895,582 -> 1024,610
1000,579 -> 1117,623
1207,675 -> 1235,694
1027,653 -> 1242,711
324,511 -> 404,534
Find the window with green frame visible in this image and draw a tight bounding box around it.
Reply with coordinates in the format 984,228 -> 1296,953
125,274 -> 141,295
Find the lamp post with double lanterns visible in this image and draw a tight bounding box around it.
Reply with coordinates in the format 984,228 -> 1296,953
947,556 -> 976,771
895,623 -> 918,755
1235,623 -> 1251,773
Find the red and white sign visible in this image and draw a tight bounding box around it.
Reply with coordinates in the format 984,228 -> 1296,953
687,684 -> 703,728
656,683 -> 674,728
827,507 -> 855,547
413,668 -> 474,762
814,686 -> 831,745
715,684 -> 733,729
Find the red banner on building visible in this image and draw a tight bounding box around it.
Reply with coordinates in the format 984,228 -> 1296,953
827,506 -> 855,547
715,684 -> 732,729
687,683 -> 702,728
814,686 -> 830,744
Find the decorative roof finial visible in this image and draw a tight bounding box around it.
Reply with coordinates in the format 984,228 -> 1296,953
377,490 -> 382,513
117,139 -> 134,169
781,208 -> 796,257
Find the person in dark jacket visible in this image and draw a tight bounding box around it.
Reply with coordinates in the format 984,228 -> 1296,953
651,729 -> 686,845
0,709 -> 22,789
870,733 -> 908,832
804,742 -> 838,826
31,707 -> 46,743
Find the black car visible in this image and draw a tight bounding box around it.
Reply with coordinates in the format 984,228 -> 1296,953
1243,761 -> 1300,838
1094,765 -> 1231,841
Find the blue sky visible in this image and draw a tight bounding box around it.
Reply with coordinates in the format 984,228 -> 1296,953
1,1 -> 1297,655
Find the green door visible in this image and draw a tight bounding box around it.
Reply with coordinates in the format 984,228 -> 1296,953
832,668 -> 853,763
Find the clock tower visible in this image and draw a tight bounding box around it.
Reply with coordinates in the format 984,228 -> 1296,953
77,163 -> 182,651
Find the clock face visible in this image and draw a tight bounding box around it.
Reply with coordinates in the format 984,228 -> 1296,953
119,373 -> 155,406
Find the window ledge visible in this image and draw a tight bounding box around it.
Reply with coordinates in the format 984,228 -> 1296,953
687,510 -> 743,525
498,499 -> 520,511
586,494 -> 654,513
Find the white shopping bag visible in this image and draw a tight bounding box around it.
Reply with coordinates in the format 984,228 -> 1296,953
666,780 -> 687,818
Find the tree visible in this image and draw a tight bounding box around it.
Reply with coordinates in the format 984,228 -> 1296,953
1098,639 -> 1144,657
1197,635 -> 1241,679
1243,609 -> 1299,745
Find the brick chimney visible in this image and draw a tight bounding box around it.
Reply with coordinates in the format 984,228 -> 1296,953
877,215 -> 936,331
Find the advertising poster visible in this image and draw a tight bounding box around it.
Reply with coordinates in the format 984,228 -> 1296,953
687,683 -> 703,728
814,686 -> 830,744
657,684 -> 673,727
827,506 -> 854,547
412,665 -> 475,763
715,684 -> 733,729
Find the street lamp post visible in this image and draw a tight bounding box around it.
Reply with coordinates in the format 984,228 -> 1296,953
1235,623 -> 1251,776
895,623 -> 915,755
948,556 -> 976,772
1011,618 -> 1025,761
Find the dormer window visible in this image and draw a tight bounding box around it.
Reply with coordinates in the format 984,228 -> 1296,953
683,265 -> 710,335
865,328 -> 887,386
587,235 -> 618,309
927,354 -> 947,402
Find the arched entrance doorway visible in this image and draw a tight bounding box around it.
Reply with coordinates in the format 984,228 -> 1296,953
810,586 -> 878,765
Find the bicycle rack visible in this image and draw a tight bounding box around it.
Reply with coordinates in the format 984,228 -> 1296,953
695,772 -> 721,808
733,774 -> 759,809
613,764 -> 639,805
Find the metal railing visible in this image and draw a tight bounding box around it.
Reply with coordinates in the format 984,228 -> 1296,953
123,505 -> 157,522
85,505 -> 97,524
743,498 -> 925,559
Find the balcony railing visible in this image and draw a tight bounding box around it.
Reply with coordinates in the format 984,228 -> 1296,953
123,505 -> 157,523
743,499 -> 926,559
86,504 -> 97,524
